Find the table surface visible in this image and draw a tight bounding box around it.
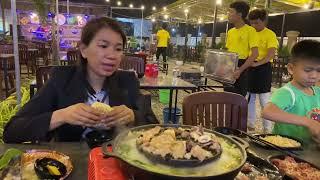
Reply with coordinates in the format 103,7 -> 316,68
139,76 -> 197,89
0,138 -> 319,180
0,142 -> 89,180
28,49 -> 39,51
0,54 -> 14,58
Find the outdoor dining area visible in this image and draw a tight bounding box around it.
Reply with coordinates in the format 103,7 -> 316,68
0,0 -> 320,179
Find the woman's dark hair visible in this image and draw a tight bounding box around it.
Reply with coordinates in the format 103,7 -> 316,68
248,9 -> 267,21
230,1 -> 250,20
290,40 -> 320,63
79,17 -> 127,65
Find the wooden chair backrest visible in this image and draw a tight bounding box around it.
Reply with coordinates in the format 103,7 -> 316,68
120,56 -> 145,78
67,49 -> 80,64
36,66 -> 55,89
183,91 -> 248,131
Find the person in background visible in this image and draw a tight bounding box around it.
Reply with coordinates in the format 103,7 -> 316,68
247,9 -> 279,132
4,17 -> 157,143
262,40 -> 320,144
156,23 -> 170,67
225,1 -> 259,96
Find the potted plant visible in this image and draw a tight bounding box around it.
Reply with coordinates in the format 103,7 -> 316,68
0,86 -> 31,143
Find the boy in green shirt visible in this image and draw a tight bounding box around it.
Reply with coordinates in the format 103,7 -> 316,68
262,40 -> 320,144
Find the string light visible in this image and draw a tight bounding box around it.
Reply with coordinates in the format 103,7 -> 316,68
129,4 -> 133,8
184,9 -> 189,13
141,5 -> 145,10
303,3 -> 309,9
152,6 -> 156,11
163,7 -> 167,11
164,14 -> 169,20
105,0 -> 110,2
117,1 -> 121,6
151,18 -> 156,22
216,0 -> 222,6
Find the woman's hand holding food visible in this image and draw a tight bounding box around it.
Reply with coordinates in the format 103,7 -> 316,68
102,105 -> 135,128
50,103 -> 102,130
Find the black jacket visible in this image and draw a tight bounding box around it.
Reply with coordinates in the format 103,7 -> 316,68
4,66 -> 157,143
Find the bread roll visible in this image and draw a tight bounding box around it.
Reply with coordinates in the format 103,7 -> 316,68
91,102 -> 113,114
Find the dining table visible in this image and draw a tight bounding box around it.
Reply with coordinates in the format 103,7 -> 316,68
139,75 -> 197,123
0,136 -> 319,180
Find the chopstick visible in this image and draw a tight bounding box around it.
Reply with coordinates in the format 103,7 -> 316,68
240,131 -> 301,157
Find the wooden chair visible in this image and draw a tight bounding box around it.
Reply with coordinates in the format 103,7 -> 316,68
18,44 -> 32,76
66,49 -> 80,65
0,56 -> 16,97
183,91 -> 248,131
35,66 -> 55,90
119,56 -> 145,78
0,44 -> 13,54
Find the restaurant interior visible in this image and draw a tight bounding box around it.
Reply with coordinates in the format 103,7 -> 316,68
0,0 -> 319,179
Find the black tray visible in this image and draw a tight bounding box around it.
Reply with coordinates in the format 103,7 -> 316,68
238,152 -> 282,180
251,134 -> 303,150
268,154 -> 320,180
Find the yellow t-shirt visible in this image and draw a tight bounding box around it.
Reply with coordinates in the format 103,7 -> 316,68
226,24 -> 259,59
156,29 -> 170,47
256,28 -> 278,62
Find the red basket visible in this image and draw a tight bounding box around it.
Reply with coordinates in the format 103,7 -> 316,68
88,147 -> 127,180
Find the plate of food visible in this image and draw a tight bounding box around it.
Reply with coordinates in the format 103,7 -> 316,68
136,125 -> 223,166
251,134 -> 302,150
0,149 -> 73,180
269,155 -> 320,180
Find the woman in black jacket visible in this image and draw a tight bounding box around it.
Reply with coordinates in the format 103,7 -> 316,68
4,17 -> 156,143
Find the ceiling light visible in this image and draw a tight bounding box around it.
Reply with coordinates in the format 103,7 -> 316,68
117,1 -> 121,6
164,14 -> 169,20
163,7 -> 167,11
141,5 -> 145,10
151,18 -> 156,22
152,6 -> 156,11
184,9 -> 189,13
105,0 -> 110,2
303,3 -> 309,9
129,4 -> 133,8
216,0 -> 222,6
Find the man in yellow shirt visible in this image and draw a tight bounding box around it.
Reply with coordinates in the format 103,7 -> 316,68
225,1 -> 259,96
156,23 -> 170,64
247,9 -> 279,132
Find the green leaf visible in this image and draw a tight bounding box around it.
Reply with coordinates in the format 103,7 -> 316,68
0,148 -> 23,170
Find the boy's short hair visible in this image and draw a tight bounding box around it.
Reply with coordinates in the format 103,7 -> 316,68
162,23 -> 168,29
248,9 -> 267,21
230,1 -> 250,20
290,40 -> 320,63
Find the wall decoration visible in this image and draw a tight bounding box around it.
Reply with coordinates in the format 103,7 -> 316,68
54,14 -> 66,26
20,17 -> 30,25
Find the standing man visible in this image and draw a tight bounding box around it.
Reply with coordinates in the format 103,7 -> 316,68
247,9 -> 279,132
225,1 -> 259,96
156,23 -> 170,67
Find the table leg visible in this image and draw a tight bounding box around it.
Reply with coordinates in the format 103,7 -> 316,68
168,89 -> 173,123
173,89 -> 179,123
